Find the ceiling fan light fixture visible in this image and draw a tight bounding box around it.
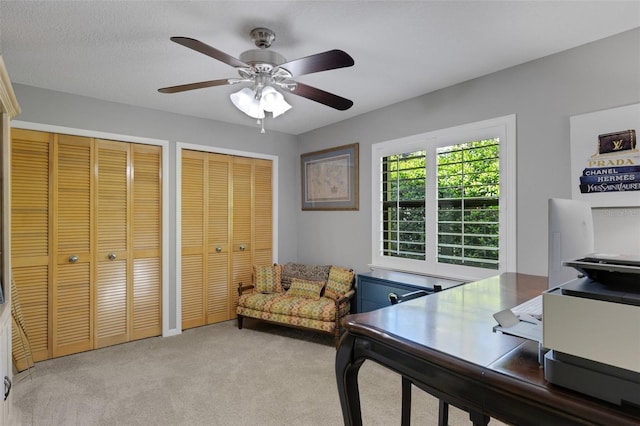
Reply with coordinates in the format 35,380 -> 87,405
270,98 -> 292,118
260,86 -> 292,118
230,87 -> 265,119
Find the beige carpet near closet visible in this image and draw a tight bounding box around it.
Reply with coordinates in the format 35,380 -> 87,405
10,320 -> 507,426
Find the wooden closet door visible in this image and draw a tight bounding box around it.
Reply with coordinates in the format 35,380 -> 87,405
207,153 -> 231,323
10,128 -> 52,362
52,134 -> 93,357
230,157 -> 253,313
131,144 -> 162,340
180,152 -> 273,328
12,130 -> 162,359
181,150 -> 206,328
94,140 -> 130,348
253,159 -> 273,267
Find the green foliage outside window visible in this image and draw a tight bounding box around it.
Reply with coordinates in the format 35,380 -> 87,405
382,151 -> 426,260
382,138 -> 500,269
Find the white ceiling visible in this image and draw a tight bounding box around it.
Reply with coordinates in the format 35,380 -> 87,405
1,1 -> 639,135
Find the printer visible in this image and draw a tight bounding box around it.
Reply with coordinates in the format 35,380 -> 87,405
542,253 -> 640,406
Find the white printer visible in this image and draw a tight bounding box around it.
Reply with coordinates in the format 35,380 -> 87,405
542,254 -> 640,406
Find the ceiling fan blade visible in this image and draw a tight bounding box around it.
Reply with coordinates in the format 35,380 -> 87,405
287,82 -> 353,111
158,79 -> 231,94
279,49 -> 354,77
170,36 -> 248,68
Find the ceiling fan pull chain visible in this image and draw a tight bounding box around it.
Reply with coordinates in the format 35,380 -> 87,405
256,118 -> 265,133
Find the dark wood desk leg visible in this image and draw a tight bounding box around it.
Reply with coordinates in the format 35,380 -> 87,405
438,400 -> 449,426
469,411 -> 489,426
336,332 -> 365,426
401,376 -> 411,426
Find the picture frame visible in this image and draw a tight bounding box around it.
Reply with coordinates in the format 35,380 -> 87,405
301,143 -> 359,210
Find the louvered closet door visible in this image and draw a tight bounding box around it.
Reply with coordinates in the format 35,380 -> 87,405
10,129 -> 52,363
94,140 -> 130,348
230,157 -> 253,313
11,130 -> 162,359
207,154 -> 231,323
96,141 -> 162,345
131,144 -> 162,340
180,152 -> 272,328
52,134 -> 94,357
181,150 -> 206,329
253,159 -> 273,267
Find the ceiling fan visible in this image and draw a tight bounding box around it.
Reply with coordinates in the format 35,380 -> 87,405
158,27 -> 355,127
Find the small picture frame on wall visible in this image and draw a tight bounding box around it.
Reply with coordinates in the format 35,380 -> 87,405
301,143 -> 359,211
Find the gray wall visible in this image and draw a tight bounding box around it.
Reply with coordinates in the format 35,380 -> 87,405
9,28 -> 640,331
296,28 -> 640,277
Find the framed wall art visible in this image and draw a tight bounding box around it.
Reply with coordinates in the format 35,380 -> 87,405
301,143 -> 359,210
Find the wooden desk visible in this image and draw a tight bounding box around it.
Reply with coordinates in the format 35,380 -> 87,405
335,273 -> 640,425
356,270 -> 464,313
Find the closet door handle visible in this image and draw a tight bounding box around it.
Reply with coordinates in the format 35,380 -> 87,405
69,255 -> 79,263
239,245 -> 245,251
108,252 -> 117,260
215,246 -> 222,253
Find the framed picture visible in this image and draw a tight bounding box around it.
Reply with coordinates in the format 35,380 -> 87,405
301,143 -> 359,210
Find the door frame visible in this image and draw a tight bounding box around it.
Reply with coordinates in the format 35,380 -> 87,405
175,142 -> 278,333
0,55 -> 21,416
11,121 -> 171,336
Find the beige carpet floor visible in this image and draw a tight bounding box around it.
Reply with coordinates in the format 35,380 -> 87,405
10,320 -> 506,425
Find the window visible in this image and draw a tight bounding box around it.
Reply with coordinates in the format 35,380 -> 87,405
436,139 -> 500,269
382,151 -> 426,260
372,115 -> 516,280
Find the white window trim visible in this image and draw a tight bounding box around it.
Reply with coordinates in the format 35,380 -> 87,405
371,115 -> 516,281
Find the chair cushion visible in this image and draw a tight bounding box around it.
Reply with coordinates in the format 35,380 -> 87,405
324,266 -> 354,301
287,278 -> 325,300
237,293 -> 351,323
238,292 -> 281,311
254,264 -> 283,294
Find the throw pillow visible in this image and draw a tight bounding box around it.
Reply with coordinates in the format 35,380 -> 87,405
281,263 -> 331,290
324,266 -> 354,301
254,264 -> 283,294
287,278 -> 325,300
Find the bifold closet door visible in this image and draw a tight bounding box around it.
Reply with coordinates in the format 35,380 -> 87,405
230,157 -> 253,312
95,140 -> 163,346
52,134 -> 94,357
181,150 -> 206,329
94,140 -> 130,348
181,151 -> 277,329
180,151 -> 273,330
229,158 -> 273,312
181,151 -> 232,327
131,144 -> 162,340
252,159 -> 273,268
12,129 -> 162,360
11,129 -> 52,362
182,150 -> 237,329
206,153 -> 231,323
227,156 -> 273,319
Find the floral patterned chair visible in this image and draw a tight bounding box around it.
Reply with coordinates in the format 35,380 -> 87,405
236,263 -> 355,347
